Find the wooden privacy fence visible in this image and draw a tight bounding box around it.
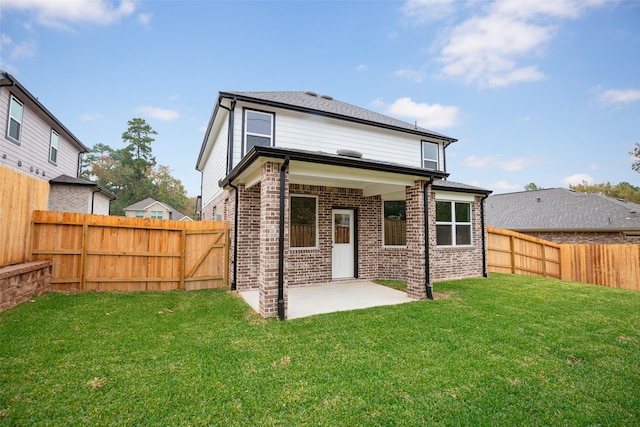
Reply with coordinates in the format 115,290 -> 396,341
0,166 -> 50,267
488,226 -> 640,291
487,226 -> 561,279
29,211 -> 229,292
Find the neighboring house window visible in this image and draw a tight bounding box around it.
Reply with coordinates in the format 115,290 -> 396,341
49,130 -> 59,164
383,200 -> 406,246
135,211 -> 144,218
151,211 -> 163,219
436,201 -> 472,246
7,95 -> 24,143
290,195 -> 317,248
422,141 -> 439,170
244,109 -> 274,153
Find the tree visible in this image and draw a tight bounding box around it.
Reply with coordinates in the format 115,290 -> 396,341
524,182 -> 542,191
631,142 -> 640,173
570,181 -> 640,204
81,118 -> 189,216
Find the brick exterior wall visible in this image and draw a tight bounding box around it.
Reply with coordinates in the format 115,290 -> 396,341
0,261 -> 52,312
523,231 -> 637,244
48,185 -> 91,213
406,181 -> 427,299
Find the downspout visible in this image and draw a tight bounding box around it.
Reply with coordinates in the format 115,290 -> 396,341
229,182 -> 239,291
480,194 -> 490,278
424,178 -> 434,300
218,96 -> 236,175
278,156 -> 290,320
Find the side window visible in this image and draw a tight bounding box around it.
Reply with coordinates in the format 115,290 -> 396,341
422,141 -> 439,170
7,95 -> 24,143
151,211 -> 163,219
383,200 -> 406,246
290,195 -> 317,248
49,130 -> 59,164
436,201 -> 472,246
135,211 -> 144,218
244,109 -> 274,153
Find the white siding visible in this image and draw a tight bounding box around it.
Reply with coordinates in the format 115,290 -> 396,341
0,87 -> 82,182
230,101 -> 444,171
202,122 -> 229,208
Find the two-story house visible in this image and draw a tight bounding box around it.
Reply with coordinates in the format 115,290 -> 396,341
1,71 -> 114,215
196,91 -> 491,319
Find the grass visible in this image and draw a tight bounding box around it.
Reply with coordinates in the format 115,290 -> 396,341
1,273 -> 639,426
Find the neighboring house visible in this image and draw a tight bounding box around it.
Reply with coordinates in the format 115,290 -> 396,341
486,188 -> 640,244
124,197 -> 192,221
48,175 -> 115,216
1,71 -> 111,214
196,91 -> 491,319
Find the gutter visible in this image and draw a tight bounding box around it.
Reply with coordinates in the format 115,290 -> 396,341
480,194 -> 490,278
229,182 -> 240,291
424,179 -> 434,300
278,156 -> 290,320
217,96 -> 236,175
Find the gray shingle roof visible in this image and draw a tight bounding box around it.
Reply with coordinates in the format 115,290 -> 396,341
486,188 -> 640,231
432,179 -> 492,195
222,91 -> 455,142
49,174 -> 115,199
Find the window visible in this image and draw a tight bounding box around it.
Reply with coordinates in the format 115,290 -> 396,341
49,130 -> 59,164
151,211 -> 163,219
244,109 -> 274,153
422,141 -> 439,170
135,211 -> 144,218
290,195 -> 317,248
436,201 -> 472,246
7,95 -> 23,143
383,200 -> 406,246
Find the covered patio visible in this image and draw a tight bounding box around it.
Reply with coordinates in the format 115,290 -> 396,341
239,280 -> 414,319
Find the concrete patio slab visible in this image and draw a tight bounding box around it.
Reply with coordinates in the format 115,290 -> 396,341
239,280 -> 414,319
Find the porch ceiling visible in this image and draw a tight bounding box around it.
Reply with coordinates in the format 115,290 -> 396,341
238,157 -> 419,198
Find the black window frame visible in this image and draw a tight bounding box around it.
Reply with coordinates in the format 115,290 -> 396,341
435,200 -> 472,247
243,108 -> 274,156
421,140 -> 439,170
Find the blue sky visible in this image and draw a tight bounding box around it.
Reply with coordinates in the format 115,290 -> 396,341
1,0 -> 639,197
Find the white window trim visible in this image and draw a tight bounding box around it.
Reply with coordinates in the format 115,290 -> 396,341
422,140 -> 439,170
7,94 -> 23,144
243,109 -> 274,154
289,194 -> 319,250
436,200 -> 473,247
49,129 -> 59,164
382,200 -> 407,248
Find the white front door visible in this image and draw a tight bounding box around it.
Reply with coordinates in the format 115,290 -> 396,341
332,209 -> 355,280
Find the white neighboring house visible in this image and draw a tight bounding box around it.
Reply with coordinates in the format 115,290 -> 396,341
1,70 -> 113,214
124,197 -> 192,221
196,91 -> 491,319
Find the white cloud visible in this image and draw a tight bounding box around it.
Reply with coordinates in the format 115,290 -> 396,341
138,12 -> 152,26
356,64 -> 369,72
393,68 -> 425,83
463,154 -> 543,171
599,89 -> 640,105
168,94 -> 181,102
81,113 -> 103,122
401,0 -> 455,24
136,106 -> 180,121
562,173 -> 594,186
370,98 -> 385,108
490,180 -> 521,191
425,0 -> 608,87
386,97 -> 460,129
2,0 -> 137,29
1,34 -> 37,60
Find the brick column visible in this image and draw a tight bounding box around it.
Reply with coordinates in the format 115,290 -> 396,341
258,162 -> 289,318
406,181 -> 427,299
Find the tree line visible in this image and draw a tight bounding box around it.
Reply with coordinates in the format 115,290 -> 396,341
81,118 -> 193,217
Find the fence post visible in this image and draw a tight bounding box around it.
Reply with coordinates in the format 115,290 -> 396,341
179,229 -> 187,290
509,235 -> 516,274
80,223 -> 89,290
541,243 -> 547,277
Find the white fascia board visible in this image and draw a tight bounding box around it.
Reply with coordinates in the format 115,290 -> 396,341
434,191 -> 476,202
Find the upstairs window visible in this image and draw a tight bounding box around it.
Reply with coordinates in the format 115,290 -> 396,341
244,109 -> 274,154
422,141 -> 439,170
290,195 -> 317,248
436,201 -> 472,246
7,95 -> 23,143
383,200 -> 406,246
49,130 -> 59,164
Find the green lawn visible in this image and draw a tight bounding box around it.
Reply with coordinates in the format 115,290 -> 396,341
1,274 -> 639,426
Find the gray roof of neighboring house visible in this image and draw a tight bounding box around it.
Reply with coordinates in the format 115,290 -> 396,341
1,71 -> 88,152
124,197 -> 189,220
49,174 -> 116,199
432,179 -> 492,195
221,91 -> 456,142
486,188 -> 640,232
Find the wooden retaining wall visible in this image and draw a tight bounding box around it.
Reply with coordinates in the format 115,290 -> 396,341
30,211 -> 229,292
